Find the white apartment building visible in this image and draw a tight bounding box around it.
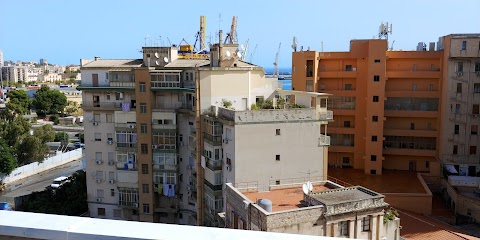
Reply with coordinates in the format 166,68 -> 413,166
80,38 -> 333,226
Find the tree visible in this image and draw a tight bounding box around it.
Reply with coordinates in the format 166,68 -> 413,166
16,135 -> 49,165
0,139 -> 16,175
54,132 -> 69,142
64,101 -> 79,116
32,86 -> 67,115
6,90 -> 31,115
0,114 -> 31,147
34,125 -> 55,143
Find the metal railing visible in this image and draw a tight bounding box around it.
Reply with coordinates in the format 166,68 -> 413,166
151,81 -> 180,88
152,124 -> 176,130
153,164 -> 178,171
318,110 -> 333,120
115,123 -> 136,129
116,143 -> 137,148
82,102 -> 122,110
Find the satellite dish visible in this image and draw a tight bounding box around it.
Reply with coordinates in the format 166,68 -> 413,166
155,52 -> 159,58
307,181 -> 313,191
302,184 -> 309,195
155,60 -> 160,66
238,52 -> 242,58
226,50 -> 231,57
163,57 -> 169,63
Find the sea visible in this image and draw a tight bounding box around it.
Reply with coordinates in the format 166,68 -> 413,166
263,67 -> 292,91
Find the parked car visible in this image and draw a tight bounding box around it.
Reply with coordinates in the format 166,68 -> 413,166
73,142 -> 85,149
50,176 -> 70,189
0,202 -> 12,211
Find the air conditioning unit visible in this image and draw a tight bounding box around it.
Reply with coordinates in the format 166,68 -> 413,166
133,203 -> 138,208
96,198 -> 102,202
152,145 -> 158,149
109,180 -> 115,184
93,122 -> 99,126
96,160 -> 103,165
108,161 -> 115,166
128,124 -> 135,129
107,140 -> 113,145
96,179 -> 102,183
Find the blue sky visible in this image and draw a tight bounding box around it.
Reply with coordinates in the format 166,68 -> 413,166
1,0 -> 479,68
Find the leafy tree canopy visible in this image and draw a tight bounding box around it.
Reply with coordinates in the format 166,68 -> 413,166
33,86 -> 67,115
34,124 -> 55,143
7,90 -> 31,114
16,135 -> 49,165
0,138 -> 17,175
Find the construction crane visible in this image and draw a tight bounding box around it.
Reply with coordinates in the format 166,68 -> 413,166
273,43 -> 281,78
193,16 -> 207,53
224,16 -> 238,44
249,44 -> 258,63
239,39 -> 249,61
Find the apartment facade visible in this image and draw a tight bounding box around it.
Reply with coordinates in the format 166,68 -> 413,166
293,39 -> 444,175
80,38 -> 333,226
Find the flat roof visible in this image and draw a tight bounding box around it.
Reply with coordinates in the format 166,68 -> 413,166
242,183 -> 333,212
81,59 -> 143,68
165,59 -> 210,68
309,186 -> 382,205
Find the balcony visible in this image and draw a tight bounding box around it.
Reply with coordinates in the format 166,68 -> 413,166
206,158 -> 223,171
153,164 -> 178,172
318,110 -> 334,121
318,70 -> 358,78
318,134 -> 331,146
82,102 -> 123,111
384,110 -> 438,118
385,90 -> 440,98
386,71 -> 441,79
383,128 -> 437,138
383,147 -> 436,157
116,142 -> 137,151
109,81 -> 135,88
443,155 -> 480,165
204,133 -> 222,146
115,123 -> 137,130
328,145 -> 355,153
152,123 -> 176,131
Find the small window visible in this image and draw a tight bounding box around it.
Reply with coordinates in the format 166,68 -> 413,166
276,129 -> 281,135
94,114 -> 100,122
345,84 -> 353,90
141,144 -> 148,154
142,184 -> 149,193
453,145 -> 458,155
429,84 -> 434,91
306,80 -> 313,92
430,64 -> 435,71
473,104 -> 480,114
454,125 -> 460,134
106,72 -> 109,79
275,155 -> 280,161
474,83 -> 480,93
141,124 -> 147,134
426,161 -> 430,169
94,132 -> 101,141
470,146 -> 477,155
372,116 -> 378,122
106,114 -> 113,123
142,164 -> 149,174
472,125 -> 478,135
374,59 -> 381,63
97,208 -> 106,216
140,103 -> 147,113
342,157 -> 350,164
475,62 -> 480,72
468,208 -> 472,216
371,155 -> 377,161
458,62 -> 464,72
462,41 -> 467,50
373,96 -> 379,102
110,189 -> 115,197
457,83 -> 462,93
106,93 -> 111,100
143,203 -> 150,214
373,75 -> 380,82
370,169 -> 377,175
344,121 -> 351,128
412,64 -> 417,71
412,84 -> 417,91
371,136 -> 377,142
410,123 -> 415,130
339,221 -> 349,236
275,180 -> 280,185
139,82 -> 146,92
345,65 -> 353,71
362,217 -> 371,231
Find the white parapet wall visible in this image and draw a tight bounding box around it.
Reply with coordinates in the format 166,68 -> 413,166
1,148 -> 83,185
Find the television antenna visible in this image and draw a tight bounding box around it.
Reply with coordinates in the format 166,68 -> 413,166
291,37 -> 298,52
378,22 -> 393,49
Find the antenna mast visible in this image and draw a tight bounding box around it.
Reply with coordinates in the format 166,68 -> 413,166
378,22 -> 393,50
291,37 -> 298,52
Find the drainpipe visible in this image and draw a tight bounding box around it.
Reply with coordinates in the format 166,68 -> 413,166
195,65 -> 204,226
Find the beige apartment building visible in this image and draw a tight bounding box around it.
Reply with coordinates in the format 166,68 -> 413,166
80,37 -> 333,226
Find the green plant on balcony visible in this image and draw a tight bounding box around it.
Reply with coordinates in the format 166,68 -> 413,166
221,99 -> 233,109
383,207 -> 399,223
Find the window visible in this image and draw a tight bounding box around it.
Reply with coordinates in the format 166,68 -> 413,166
475,62 -> 480,72
276,129 -> 281,135
472,125 -> 478,135
106,72 -> 109,79
306,80 -> 313,92
455,104 -> 461,114
462,40 -> 467,50
141,144 -> 148,154
411,123 -> 415,130
342,157 -> 350,164
475,84 -> 480,93
372,116 -> 378,122
345,65 -> 353,71
429,84 -> 434,91
428,123 -> 432,129
106,93 -> 111,100
468,208 -> 472,216
139,82 -> 146,92
426,161 -> 430,169
306,60 -> 313,77
320,84 -> 325,90
430,64 -> 435,71
453,145 -> 458,155
371,155 -> 377,161
108,171 -> 114,181
94,114 -> 100,122
362,217 -> 370,231
474,104 -> 480,115
142,164 -> 148,174
110,189 -> 115,197
96,189 -> 104,198
374,59 -> 381,63
412,84 -> 417,91
412,64 -> 417,71
118,189 -> 139,207
370,169 -> 377,175
454,125 -> 460,134
143,204 -> 150,214
457,83 -> 462,93
97,208 -> 106,216
373,75 -> 380,82
275,180 -> 280,185
106,114 -> 113,123
458,62 -> 464,72
94,132 -> 101,141
470,146 -> 477,155
339,221 -> 349,236
371,136 -> 378,142
113,209 -> 121,218
373,96 -> 379,102
142,184 -> 149,193
345,84 -> 353,90
275,155 -> 280,161
141,124 -> 147,134
115,92 -> 123,100
344,121 -> 351,128
140,103 -> 147,113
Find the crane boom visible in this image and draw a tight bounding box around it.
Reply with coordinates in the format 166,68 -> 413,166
224,16 -> 238,44
273,43 -> 281,78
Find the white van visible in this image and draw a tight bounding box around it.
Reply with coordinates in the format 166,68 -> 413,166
50,176 -> 70,189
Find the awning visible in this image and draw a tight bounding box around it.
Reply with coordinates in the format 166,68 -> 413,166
444,165 -> 458,174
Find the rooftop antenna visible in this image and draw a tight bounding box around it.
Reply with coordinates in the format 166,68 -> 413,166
299,170 -> 319,182
378,22 -> 393,50
291,37 -> 298,52
389,40 -> 395,51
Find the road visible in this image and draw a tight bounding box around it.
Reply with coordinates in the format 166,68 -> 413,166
1,157 -> 84,199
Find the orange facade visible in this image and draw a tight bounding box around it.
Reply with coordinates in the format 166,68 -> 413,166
293,39 -> 443,175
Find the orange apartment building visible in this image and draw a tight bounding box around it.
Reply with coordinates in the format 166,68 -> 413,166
292,39 -> 444,175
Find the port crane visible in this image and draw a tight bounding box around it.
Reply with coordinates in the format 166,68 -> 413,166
249,44 -> 258,63
273,43 -> 281,78
224,16 -> 238,44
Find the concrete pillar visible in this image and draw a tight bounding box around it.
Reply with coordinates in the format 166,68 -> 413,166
377,215 -> 384,240
356,218 -> 362,239
325,223 -> 332,237
371,215 -> 377,240
349,220 -> 355,238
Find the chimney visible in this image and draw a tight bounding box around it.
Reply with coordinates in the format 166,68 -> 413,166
94,56 -> 100,61
219,30 -> 223,45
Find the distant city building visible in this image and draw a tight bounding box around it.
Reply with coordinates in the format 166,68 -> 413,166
40,58 -> 47,65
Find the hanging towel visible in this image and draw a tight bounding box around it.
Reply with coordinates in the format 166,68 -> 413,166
157,184 -> 163,194
122,102 -> 130,112
163,183 -> 169,196
169,184 -> 175,198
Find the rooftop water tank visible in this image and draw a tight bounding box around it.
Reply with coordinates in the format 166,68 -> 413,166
257,199 -> 272,213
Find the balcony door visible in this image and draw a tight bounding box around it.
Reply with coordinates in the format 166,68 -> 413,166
92,73 -> 99,87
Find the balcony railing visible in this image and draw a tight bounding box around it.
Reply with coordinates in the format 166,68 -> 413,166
119,201 -> 139,208
206,157 -> 223,171
152,124 -> 176,130
109,81 -> 135,87
116,143 -> 137,149
151,81 -> 180,88
153,164 -> 178,171
204,133 -> 222,145
115,123 -> 136,129
82,102 -> 123,110
318,110 -> 333,121
318,135 -> 331,146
